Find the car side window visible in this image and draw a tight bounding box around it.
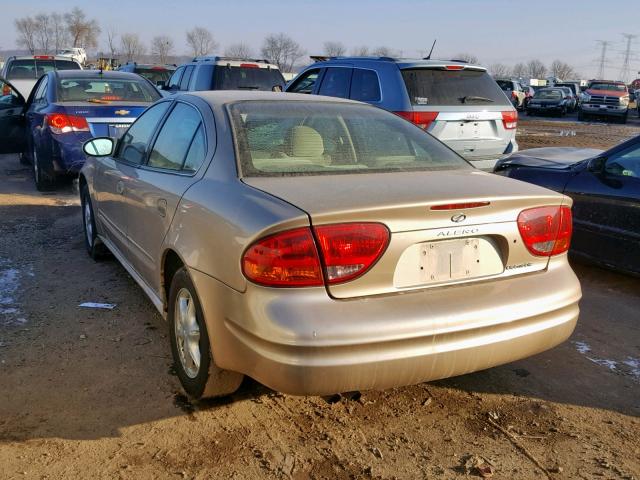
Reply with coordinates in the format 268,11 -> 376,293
118,102 -> 171,165
318,67 -> 353,99
0,80 -> 23,109
193,65 -> 214,90
288,69 -> 320,94
183,124 -> 207,172
147,102 -> 203,171
180,66 -> 195,91
167,67 -> 184,90
350,69 -> 381,102
605,145 -> 640,178
33,77 -> 48,105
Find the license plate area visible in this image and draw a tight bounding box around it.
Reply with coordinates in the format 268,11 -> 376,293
109,124 -> 130,138
422,238 -> 481,283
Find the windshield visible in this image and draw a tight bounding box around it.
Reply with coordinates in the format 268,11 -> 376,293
229,101 -> 471,177
589,83 -> 626,92
401,68 -> 511,106
136,68 -> 173,84
58,77 -> 161,103
6,59 -> 80,80
535,89 -> 562,99
214,66 -> 285,91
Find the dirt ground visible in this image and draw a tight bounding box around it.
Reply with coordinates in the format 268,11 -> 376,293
0,118 -> 639,480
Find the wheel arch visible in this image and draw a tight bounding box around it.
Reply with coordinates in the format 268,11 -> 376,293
161,248 -> 188,313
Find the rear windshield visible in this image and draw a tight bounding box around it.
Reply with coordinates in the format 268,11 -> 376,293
589,82 -> 626,92
214,66 -> 285,91
57,77 -> 161,103
401,68 -> 511,106
136,68 -> 173,84
496,80 -> 514,91
229,101 -> 471,177
6,59 -> 80,80
535,89 -> 562,99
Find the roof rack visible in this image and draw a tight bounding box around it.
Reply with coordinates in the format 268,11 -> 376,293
192,56 -> 272,64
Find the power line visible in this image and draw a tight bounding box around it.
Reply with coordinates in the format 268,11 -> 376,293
619,33 -> 637,83
596,40 -> 611,79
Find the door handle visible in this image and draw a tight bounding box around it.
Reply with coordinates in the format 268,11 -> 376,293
157,199 -> 167,217
116,181 -> 125,195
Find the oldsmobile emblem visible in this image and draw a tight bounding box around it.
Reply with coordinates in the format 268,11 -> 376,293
451,214 -> 466,223
114,109 -> 130,116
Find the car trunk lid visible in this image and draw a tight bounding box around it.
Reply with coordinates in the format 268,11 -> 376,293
59,101 -> 149,138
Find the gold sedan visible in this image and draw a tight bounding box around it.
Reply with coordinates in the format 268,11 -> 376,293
80,91 -> 581,399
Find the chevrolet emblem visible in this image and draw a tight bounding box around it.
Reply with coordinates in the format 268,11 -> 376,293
114,109 -> 130,116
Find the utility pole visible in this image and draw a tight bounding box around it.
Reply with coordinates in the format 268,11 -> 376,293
596,40 -> 611,79
619,33 -> 637,83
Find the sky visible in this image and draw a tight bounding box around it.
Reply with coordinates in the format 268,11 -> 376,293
2,0 -> 640,79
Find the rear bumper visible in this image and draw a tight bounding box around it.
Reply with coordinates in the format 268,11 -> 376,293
190,256 -> 581,396
51,133 -> 90,174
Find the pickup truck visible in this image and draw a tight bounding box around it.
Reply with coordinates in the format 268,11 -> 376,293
578,80 -> 630,123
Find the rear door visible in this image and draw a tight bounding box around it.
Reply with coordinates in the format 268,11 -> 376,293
124,101 -> 209,291
317,67 -> 353,98
0,77 -> 26,154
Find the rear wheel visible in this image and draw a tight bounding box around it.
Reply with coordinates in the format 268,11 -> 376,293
168,267 -> 243,399
32,144 -> 56,191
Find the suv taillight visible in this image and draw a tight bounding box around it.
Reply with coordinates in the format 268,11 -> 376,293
242,223 -> 390,287
501,110 -> 518,130
394,111 -> 439,130
46,114 -> 89,134
517,206 -> 572,256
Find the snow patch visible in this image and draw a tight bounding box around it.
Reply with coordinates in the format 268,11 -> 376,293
573,340 -> 640,382
0,260 -> 28,326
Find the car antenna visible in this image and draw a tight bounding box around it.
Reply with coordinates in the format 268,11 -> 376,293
424,39 -> 437,60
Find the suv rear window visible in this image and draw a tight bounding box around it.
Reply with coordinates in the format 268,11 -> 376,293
7,59 -> 80,80
214,66 -> 285,91
401,68 -> 510,107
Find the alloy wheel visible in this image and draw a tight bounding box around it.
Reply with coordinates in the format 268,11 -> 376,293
174,288 -> 201,379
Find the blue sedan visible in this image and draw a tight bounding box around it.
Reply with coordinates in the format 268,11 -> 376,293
0,70 -> 160,190
495,136 -> 640,275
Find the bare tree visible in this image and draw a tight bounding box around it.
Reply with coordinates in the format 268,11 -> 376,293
526,59 -> 546,79
14,17 -> 38,54
186,27 -> 217,57
371,46 -> 398,57
64,7 -> 100,49
260,33 -> 305,72
549,60 -> 577,81
120,33 -> 146,63
224,43 -> 253,58
106,28 -> 118,59
488,63 -> 511,78
34,13 -> 52,54
51,13 -> 68,52
512,62 -> 527,79
351,46 -> 370,56
323,41 -> 346,57
454,52 -> 479,64
151,35 -> 174,64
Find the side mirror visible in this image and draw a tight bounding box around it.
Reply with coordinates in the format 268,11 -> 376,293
588,156 -> 606,173
83,137 -> 114,157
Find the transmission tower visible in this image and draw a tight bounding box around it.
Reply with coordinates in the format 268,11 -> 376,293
596,40 -> 611,78
619,33 -> 637,83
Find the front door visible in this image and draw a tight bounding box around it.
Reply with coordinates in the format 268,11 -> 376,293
0,77 -> 26,154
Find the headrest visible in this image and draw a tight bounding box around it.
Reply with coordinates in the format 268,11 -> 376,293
287,126 -> 324,157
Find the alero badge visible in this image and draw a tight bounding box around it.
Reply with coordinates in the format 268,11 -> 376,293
114,110 -> 130,116
451,214 -> 466,223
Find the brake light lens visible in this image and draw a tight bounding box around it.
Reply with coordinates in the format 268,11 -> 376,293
240,63 -> 259,69
517,206 -> 572,256
34,55 -> 54,60
46,114 -> 89,134
444,65 -> 465,71
314,223 -> 390,284
242,223 -> 390,287
501,110 -> 518,130
431,201 -> 490,210
394,111 -> 439,130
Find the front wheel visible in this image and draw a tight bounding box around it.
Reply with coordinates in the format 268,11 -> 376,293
168,267 -> 243,399
81,184 -> 107,260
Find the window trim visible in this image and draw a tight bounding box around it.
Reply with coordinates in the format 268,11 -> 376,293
349,67 -> 383,104
318,66 -> 354,99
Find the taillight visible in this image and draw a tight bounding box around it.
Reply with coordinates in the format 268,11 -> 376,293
517,206 -> 572,257
501,110 -> 518,130
314,223 -> 390,284
46,114 -> 89,134
394,111 -> 439,130
242,223 -> 389,287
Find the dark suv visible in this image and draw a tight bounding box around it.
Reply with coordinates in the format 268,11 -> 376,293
287,57 -> 518,170
162,56 -> 285,94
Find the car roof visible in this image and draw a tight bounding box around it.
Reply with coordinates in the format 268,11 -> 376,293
53,69 -> 144,80
311,56 -> 486,71
9,55 -> 78,61
184,90 -> 361,106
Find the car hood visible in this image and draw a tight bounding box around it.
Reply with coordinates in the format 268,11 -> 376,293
497,147 -> 603,169
586,89 -> 627,98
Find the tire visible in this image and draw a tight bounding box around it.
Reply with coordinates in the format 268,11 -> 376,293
578,110 -> 586,121
80,183 -> 108,260
19,152 -> 30,166
168,267 -> 243,399
560,107 -> 567,117
32,144 -> 56,191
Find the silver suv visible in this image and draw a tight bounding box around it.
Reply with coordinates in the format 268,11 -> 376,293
1,55 -> 82,98
287,57 -> 518,170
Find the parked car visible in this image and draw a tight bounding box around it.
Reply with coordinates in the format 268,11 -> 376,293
79,91 -> 580,399
555,82 -> 581,111
556,86 -> 577,111
118,62 -> 177,87
287,57 -> 518,170
578,80 -> 629,123
495,136 -> 640,275
526,87 -> 573,116
0,70 -> 161,190
496,79 -> 526,110
0,55 -> 82,98
162,56 -> 285,95
57,48 -> 87,66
